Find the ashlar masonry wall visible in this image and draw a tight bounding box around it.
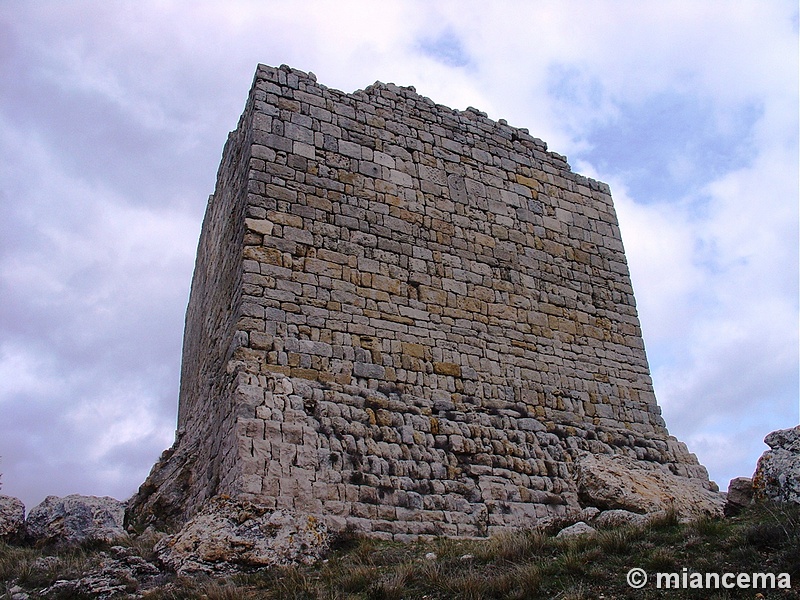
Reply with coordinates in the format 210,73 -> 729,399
129,64 -> 714,538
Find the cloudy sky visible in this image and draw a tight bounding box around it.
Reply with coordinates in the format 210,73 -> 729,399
1,1 -> 797,510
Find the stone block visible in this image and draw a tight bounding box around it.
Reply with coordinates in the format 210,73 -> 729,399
245,218 -> 274,236
433,362 -> 461,377
353,362 -> 385,379
339,139 -> 362,159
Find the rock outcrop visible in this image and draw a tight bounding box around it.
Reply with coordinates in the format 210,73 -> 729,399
724,477 -> 754,516
155,496 -> 330,575
0,495 -> 25,542
752,425 -> 800,505
575,453 -> 724,520
592,508 -> 651,529
25,495 -> 127,546
40,545 -> 163,599
556,521 -> 596,538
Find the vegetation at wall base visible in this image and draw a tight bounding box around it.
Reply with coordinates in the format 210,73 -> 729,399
1,502 -> 798,599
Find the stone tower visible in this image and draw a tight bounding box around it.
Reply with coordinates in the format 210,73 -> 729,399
128,64 -> 717,537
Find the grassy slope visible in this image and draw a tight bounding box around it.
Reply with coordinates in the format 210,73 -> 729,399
2,502 -> 798,599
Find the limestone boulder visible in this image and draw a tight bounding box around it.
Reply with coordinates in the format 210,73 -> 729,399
575,453 -> 725,520
593,508 -> 651,529
155,496 -> 330,575
724,477 -> 754,516
25,495 -> 127,546
579,506 -> 601,523
753,425 -> 800,504
556,521 -> 596,538
0,495 -> 25,542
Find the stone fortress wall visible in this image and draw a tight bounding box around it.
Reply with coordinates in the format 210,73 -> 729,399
128,64 -> 715,538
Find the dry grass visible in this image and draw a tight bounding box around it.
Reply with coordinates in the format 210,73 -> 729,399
2,502 -> 798,599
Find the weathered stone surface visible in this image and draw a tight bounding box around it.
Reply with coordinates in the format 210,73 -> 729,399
26,495 -> 127,546
155,496 -> 329,575
575,453 -> 724,520
724,477 -> 754,516
0,495 -> 25,541
7,585 -> 30,600
41,545 -> 162,599
753,425 -> 800,505
556,521 -> 596,538
593,509 -> 650,529
579,506 -> 601,523
128,63 -> 718,539
125,438 -> 199,531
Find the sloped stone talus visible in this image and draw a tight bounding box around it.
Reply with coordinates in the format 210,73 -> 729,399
128,64 -> 717,536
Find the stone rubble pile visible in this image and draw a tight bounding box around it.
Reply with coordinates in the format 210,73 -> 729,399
39,545 -> 163,600
575,453 -> 724,520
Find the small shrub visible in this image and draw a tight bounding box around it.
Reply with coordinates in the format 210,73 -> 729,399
560,582 -> 591,600
345,537 -> 382,566
197,580 -> 249,600
507,562 -> 543,598
367,563 -> 412,600
480,529 -> 547,562
691,515 -> 728,538
727,543 -> 762,566
553,532 -> 596,554
646,547 -> 677,571
0,544 -> 96,590
123,530 -> 165,563
560,549 -> 588,575
646,506 -> 680,531
596,528 -> 633,555
438,566 -> 492,600
432,535 -> 474,560
414,556 -> 443,584
241,565 -> 316,600
744,522 -> 787,550
339,564 -> 376,593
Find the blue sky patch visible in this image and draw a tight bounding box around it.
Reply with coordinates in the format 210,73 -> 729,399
547,63 -> 763,204
578,93 -> 762,205
417,29 -> 470,68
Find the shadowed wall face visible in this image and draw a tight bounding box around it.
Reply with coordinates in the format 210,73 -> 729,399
129,64 -> 712,537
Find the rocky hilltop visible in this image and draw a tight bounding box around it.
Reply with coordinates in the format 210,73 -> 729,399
0,425 -> 797,596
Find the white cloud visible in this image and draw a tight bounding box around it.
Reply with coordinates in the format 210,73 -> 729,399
603,109 -> 798,486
